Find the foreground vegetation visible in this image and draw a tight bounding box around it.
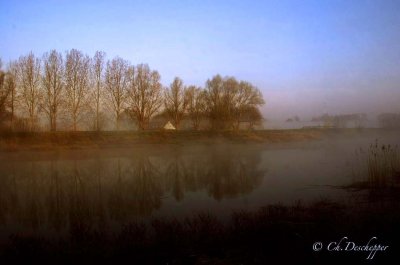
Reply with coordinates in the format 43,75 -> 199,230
1,198 -> 399,264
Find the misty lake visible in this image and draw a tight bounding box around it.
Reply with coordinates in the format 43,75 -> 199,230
1,131 -> 399,239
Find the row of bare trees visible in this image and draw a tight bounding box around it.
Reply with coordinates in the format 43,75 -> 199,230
163,75 -> 265,130
0,50 -> 264,131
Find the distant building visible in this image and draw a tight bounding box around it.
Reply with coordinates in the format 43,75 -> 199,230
286,116 -> 300,123
163,121 -> 176,130
311,113 -> 367,128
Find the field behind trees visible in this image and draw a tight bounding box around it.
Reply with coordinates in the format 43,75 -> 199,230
0,51 -> 264,132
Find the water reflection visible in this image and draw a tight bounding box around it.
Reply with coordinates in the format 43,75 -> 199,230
0,147 -> 265,232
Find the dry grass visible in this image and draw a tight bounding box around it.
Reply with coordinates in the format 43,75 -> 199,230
0,130 -> 323,151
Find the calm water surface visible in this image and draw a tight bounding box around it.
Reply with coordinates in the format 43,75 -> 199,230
1,133 -> 399,238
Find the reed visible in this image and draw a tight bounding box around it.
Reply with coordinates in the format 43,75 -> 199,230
353,140 -> 400,188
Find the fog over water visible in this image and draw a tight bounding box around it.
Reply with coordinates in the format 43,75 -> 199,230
1,130 -> 399,238
261,78 -> 400,122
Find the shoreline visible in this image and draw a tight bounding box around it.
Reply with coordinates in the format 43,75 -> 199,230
1,128 -> 395,152
0,129 -> 323,152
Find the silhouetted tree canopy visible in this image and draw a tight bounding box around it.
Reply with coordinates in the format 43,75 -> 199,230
205,75 -> 264,130
0,51 -> 265,131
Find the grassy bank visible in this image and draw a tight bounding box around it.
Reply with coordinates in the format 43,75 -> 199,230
0,129 -> 325,151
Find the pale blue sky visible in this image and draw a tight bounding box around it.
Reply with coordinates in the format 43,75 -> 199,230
1,0 -> 400,118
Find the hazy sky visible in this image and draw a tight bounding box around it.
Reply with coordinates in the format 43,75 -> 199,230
1,0 -> 400,120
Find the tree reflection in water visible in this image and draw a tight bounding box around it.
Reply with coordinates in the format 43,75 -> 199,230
164,147 -> 265,201
0,146 -> 265,234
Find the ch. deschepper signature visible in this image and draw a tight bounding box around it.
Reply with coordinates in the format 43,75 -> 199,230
312,237 -> 389,260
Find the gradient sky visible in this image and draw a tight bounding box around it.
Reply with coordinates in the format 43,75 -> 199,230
1,0 -> 400,120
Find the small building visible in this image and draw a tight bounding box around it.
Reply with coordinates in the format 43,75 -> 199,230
163,121 -> 176,130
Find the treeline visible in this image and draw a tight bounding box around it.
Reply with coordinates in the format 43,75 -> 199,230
0,50 -> 264,131
378,113 -> 400,128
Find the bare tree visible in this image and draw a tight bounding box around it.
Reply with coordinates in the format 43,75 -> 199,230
0,60 -> 11,123
231,81 -> 265,129
17,53 -> 42,131
126,64 -> 163,130
104,57 -> 129,130
0,62 -> 21,130
3,49 -> 267,132
6,61 -> 18,129
65,49 -> 90,131
42,50 -> 64,131
164,77 -> 187,129
186,85 -> 206,130
204,74 -> 225,129
221,77 -> 239,127
240,106 -> 263,130
205,75 -> 264,130
92,51 -> 106,131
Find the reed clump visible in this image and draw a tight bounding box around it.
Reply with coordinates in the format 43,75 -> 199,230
354,140 -> 400,188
